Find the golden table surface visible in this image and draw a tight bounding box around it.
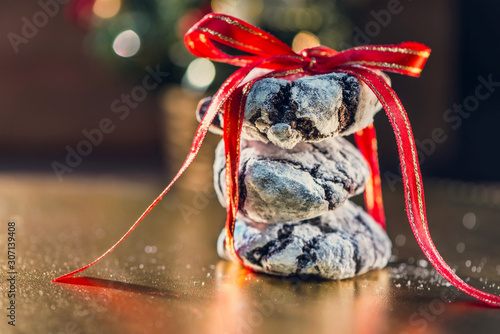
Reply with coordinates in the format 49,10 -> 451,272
1,173 -> 499,334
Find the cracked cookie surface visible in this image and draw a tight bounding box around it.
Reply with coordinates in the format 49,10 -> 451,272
197,71 -> 389,149
217,200 -> 392,279
214,136 -> 370,223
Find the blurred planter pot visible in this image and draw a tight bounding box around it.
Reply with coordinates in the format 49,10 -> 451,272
160,85 -> 221,192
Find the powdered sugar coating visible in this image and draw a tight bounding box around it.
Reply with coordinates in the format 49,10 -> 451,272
217,201 -> 392,279
214,136 -> 370,223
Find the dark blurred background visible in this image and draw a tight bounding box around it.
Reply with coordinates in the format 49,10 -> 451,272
1,0 -> 499,184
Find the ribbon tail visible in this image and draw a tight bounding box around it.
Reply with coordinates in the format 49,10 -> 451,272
355,124 -> 386,229
342,66 -> 500,307
52,92 -> 225,283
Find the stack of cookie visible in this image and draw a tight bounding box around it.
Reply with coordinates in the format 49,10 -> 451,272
197,71 -> 393,279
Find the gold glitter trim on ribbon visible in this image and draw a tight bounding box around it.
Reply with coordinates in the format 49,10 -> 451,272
343,61 -> 422,74
352,46 -> 430,58
195,27 -> 264,52
207,14 -> 280,44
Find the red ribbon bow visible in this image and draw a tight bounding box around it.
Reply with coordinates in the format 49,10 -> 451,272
54,13 -> 500,307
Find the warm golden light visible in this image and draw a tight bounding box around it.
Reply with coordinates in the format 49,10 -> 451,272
292,31 -> 320,53
93,0 -> 121,19
211,0 -> 263,22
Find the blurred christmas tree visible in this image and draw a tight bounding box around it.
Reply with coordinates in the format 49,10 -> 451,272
66,0 -> 353,92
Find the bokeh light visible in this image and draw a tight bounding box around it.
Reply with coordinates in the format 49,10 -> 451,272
93,0 -> 121,19
183,58 -> 216,91
292,31 -> 320,52
112,30 -> 140,57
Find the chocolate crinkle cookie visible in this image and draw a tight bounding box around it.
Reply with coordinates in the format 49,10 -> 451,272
213,136 -> 370,224
196,71 -> 390,149
217,200 -> 392,280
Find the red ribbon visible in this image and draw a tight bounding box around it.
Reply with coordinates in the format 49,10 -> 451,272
54,13 -> 500,307
355,123 -> 385,228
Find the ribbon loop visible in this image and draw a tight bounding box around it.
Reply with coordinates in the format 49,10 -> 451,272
333,43 -> 431,77
185,13 -> 296,68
